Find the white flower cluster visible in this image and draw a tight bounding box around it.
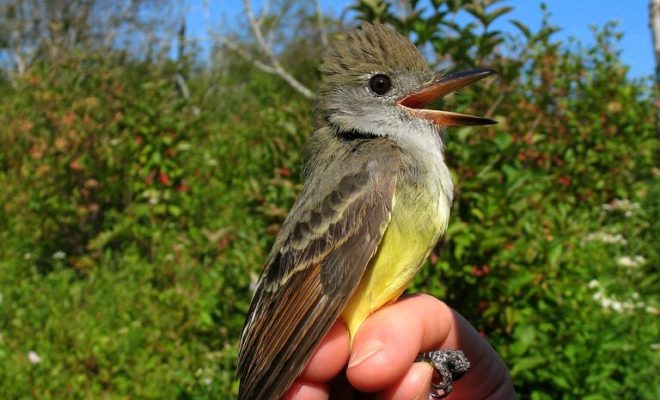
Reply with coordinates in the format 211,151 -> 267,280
588,279 -> 656,314
28,351 -> 42,364
616,255 -> 646,268
177,142 -> 191,152
143,188 -> 161,205
204,152 -> 218,167
585,232 -> 627,245
194,365 -> 216,387
602,198 -> 640,217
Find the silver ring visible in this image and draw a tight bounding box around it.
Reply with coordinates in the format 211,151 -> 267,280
416,349 -> 470,399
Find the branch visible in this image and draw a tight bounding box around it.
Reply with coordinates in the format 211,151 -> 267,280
650,0 -> 660,84
175,73 -> 191,99
485,91 -> 504,118
104,0 -> 135,48
240,0 -> 315,99
524,114 -> 543,138
221,37 -> 277,74
314,0 -> 329,47
648,0 -> 660,136
8,26 -> 37,76
257,0 -> 271,27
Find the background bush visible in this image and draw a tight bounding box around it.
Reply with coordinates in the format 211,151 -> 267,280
0,0 -> 657,398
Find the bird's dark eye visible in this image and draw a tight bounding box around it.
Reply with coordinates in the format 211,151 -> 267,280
368,74 -> 392,95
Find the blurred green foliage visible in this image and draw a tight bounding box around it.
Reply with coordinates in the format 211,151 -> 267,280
0,0 -> 658,398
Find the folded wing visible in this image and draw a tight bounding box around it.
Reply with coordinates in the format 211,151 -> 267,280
238,137 -> 401,400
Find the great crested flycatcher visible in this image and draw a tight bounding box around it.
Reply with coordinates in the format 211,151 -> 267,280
237,23 -> 495,399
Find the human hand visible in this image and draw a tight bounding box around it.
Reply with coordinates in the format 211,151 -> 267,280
284,294 -> 515,399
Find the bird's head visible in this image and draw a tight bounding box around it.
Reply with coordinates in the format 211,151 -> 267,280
316,23 -> 495,136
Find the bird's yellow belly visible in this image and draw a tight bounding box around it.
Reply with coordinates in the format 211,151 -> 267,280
341,188 -> 450,340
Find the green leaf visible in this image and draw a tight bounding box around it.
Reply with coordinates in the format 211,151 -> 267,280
494,132 -> 513,150
511,355 -> 546,376
510,19 -> 532,39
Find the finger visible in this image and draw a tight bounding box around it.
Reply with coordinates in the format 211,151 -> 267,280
298,319 -> 350,383
284,320 -> 350,400
282,380 -> 328,400
346,294 -> 454,392
376,362 -> 433,400
361,295 -> 515,399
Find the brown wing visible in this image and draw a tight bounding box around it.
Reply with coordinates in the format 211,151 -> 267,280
237,137 -> 401,400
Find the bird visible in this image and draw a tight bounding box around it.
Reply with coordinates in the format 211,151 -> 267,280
237,22 -> 495,400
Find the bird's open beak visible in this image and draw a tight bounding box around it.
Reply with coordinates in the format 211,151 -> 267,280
398,69 -> 497,126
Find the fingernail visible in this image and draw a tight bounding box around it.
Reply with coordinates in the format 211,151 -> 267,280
414,362 -> 434,400
347,339 -> 384,369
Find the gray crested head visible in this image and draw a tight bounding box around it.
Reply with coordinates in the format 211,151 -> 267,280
315,23 -> 438,137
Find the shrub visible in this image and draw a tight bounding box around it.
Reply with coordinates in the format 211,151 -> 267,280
0,1 -> 657,398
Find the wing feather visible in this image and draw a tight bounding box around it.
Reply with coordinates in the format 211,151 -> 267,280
237,137 -> 400,400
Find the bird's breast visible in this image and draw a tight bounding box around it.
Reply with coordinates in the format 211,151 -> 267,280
341,148 -> 452,339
